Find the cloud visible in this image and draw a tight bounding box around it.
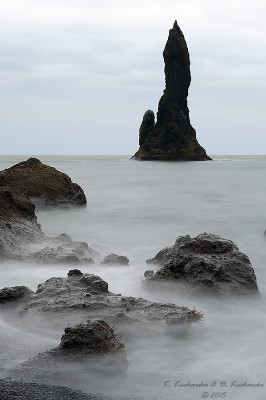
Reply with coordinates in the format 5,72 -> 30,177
0,0 -> 266,154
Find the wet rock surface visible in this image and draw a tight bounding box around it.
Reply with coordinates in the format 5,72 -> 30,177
0,286 -> 33,303
0,157 -> 87,208
0,269 -> 202,396
1,270 -> 201,336
0,188 -> 98,263
59,320 -> 125,354
0,378 -> 118,400
101,254 -> 129,265
29,238 -> 97,265
0,188 -> 45,260
132,21 -> 211,161
7,320 -> 128,387
145,233 -> 259,295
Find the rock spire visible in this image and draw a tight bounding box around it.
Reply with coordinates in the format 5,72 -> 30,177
132,21 -> 211,161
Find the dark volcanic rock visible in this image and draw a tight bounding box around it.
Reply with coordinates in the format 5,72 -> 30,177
101,253 -> 129,266
0,157 -> 87,207
0,286 -> 33,303
1,271 -> 203,392
0,188 -> 45,259
68,269 -> 83,277
35,271 -> 109,297
7,320 -> 128,389
59,320 -> 125,354
31,247 -> 82,265
139,110 -> 155,147
132,21 -> 211,161
145,233 -> 259,295
3,270 -> 202,336
0,379 -> 111,400
0,188 -> 97,263
146,235 -> 191,266
29,236 -> 98,265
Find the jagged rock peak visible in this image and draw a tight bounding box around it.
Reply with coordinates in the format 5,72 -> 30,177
139,110 -> 155,147
172,20 -> 183,33
132,21 -> 211,161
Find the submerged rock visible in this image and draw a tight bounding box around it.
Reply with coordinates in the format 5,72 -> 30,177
7,320 -> 128,388
132,21 -> 211,161
31,247 -> 82,265
145,233 -> 259,295
101,253 -> 129,266
0,157 -> 87,207
29,235 -> 98,265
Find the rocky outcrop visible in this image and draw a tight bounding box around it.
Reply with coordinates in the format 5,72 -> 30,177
0,188 -> 97,263
1,270 -> 203,394
1,270 -> 203,336
0,157 -> 87,207
132,21 -> 211,161
145,233 -> 259,295
7,320 -> 128,387
0,188 -> 45,259
101,253 -> 129,265
0,286 -> 33,303
30,236 -> 98,265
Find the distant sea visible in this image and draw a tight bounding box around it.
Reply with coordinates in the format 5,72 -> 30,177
0,155 -> 265,399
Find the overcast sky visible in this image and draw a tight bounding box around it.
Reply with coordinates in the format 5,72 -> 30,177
0,0 -> 266,155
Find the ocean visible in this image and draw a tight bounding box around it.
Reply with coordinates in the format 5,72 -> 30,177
0,155 -> 266,399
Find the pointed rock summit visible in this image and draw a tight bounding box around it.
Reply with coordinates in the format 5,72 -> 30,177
132,21 -> 211,161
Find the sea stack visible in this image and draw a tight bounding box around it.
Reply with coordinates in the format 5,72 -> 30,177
132,21 -> 211,161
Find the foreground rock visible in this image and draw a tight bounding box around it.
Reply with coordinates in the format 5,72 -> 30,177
8,320 -> 128,387
145,233 -> 259,295
0,271 -> 202,394
101,253 -> 129,265
59,320 -> 125,354
1,270 -> 203,337
0,189 -> 97,263
0,378 -> 117,400
0,157 -> 87,207
132,21 -> 211,161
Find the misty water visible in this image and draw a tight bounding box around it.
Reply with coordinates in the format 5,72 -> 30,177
0,155 -> 266,399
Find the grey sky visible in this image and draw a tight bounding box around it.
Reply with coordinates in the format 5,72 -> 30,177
0,0 -> 266,155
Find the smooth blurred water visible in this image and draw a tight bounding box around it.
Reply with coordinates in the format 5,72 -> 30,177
0,155 -> 266,399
